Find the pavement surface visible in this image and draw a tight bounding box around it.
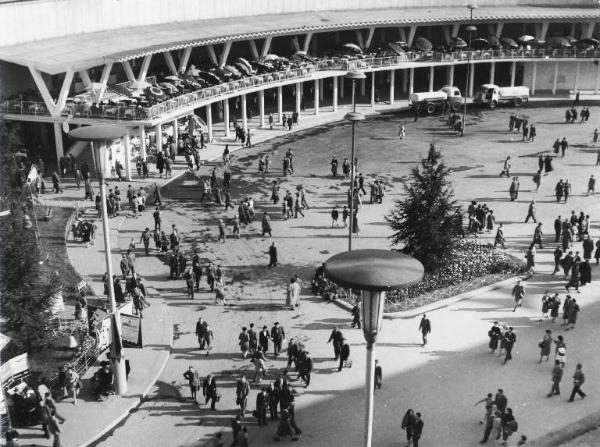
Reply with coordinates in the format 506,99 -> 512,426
17,97 -> 600,446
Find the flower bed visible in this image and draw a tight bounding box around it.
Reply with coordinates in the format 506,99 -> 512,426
384,239 -> 525,312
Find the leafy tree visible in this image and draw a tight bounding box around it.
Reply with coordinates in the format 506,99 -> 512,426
0,122 -> 60,354
386,144 -> 463,272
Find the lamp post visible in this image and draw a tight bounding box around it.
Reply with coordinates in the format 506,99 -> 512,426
462,4 -> 478,136
345,70 -> 366,251
69,125 -> 129,396
324,250 -> 424,447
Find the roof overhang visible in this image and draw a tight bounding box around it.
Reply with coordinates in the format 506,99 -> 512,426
1,5 -> 600,75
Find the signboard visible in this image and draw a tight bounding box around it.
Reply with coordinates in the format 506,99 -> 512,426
120,314 -> 143,348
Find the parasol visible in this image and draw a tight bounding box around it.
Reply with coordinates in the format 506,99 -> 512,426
451,37 -> 468,48
579,37 -> 599,48
546,36 -> 572,48
196,71 -> 222,85
264,54 -> 279,61
164,75 -> 182,82
414,37 -> 433,51
388,41 -> 408,55
501,37 -> 519,49
471,37 -> 489,49
223,65 -> 242,78
342,43 -> 363,54
518,35 -> 535,43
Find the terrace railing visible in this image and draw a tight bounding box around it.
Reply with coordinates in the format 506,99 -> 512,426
3,48 -> 599,122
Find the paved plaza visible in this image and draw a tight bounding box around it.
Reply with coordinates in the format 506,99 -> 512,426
64,103 -> 600,447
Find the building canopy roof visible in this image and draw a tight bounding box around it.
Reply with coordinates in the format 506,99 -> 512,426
1,5 -> 599,75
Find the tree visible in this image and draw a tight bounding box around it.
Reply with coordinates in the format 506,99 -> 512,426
386,144 -> 463,271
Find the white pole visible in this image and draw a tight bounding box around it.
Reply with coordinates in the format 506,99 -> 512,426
389,70 -> 395,104
258,90 -> 265,128
277,86 -> 283,123
223,99 -> 230,137
333,77 -> 338,111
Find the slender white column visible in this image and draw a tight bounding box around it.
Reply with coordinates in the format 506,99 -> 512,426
370,72 -> 376,108
595,62 -> 600,95
333,76 -> 338,111
223,100 -> 230,137
206,104 -> 213,142
172,119 -> 178,144
295,83 -> 301,114
123,131 -> 132,181
389,70 -> 395,104
552,62 -> 559,95
490,62 -> 496,85
447,65 -> 454,87
340,76 -> 345,99
532,62 -> 537,95
510,62 -> 516,87
314,79 -> 320,115
241,94 -> 248,131
277,86 -> 283,123
429,66 -> 434,92
409,68 -> 415,95
155,124 -> 162,151
258,90 -> 265,128
53,123 -> 64,161
139,125 -> 147,161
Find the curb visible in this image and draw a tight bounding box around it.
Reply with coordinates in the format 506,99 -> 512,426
329,276 -> 521,320
530,410 -> 600,447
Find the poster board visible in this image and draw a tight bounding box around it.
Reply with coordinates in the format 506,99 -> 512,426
120,314 -> 143,348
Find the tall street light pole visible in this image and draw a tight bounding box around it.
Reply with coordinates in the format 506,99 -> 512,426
345,70 -> 366,251
325,250 -> 424,447
69,125 -> 129,396
462,4 -> 478,137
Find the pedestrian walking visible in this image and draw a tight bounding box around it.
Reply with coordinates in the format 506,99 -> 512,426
547,359 -> 563,397
338,339 -> 350,371
267,242 -> 277,268
538,330 -> 552,362
488,322 -> 502,353
512,280 -> 525,312
568,363 -> 586,402
502,328 -> 517,364
401,409 -> 417,446
183,366 -> 200,402
412,412 -> 424,447
236,375 -> 250,418
418,314 -> 431,346
328,327 -> 344,360
525,201 -> 537,223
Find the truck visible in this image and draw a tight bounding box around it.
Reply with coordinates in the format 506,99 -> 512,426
408,86 -> 462,115
474,84 -> 530,108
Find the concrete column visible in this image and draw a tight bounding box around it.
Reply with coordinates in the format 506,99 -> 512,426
447,65 -> 454,87
595,62 -> 600,95
552,62 -> 559,95
258,90 -> 265,128
389,70 -> 395,104
370,71 -> 376,108
360,78 -> 366,96
409,68 -> 415,94
574,62 -> 580,92
155,124 -> 162,151
123,131 -> 132,181
277,86 -> 283,123
172,119 -> 179,143
532,62 -> 537,95
333,76 -> 338,111
469,63 -> 475,97
139,125 -> 147,161
314,79 -> 320,115
241,94 -> 248,131
53,123 -> 64,162
340,76 -> 345,98
295,83 -> 301,114
490,62 -> 496,85
429,66 -> 434,92
206,104 -> 213,142
319,78 -> 324,101
510,62 -> 516,87
223,99 -> 230,137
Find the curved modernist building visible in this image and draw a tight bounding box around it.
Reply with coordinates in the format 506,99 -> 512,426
1,0 -> 600,172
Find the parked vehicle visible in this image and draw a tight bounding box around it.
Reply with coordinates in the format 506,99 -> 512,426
473,84 -> 529,108
408,86 -> 462,115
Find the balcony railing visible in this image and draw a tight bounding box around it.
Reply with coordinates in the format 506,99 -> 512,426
3,48 -> 599,122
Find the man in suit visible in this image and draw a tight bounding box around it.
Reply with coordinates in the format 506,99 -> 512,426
418,314 -> 431,346
327,327 -> 344,360
192,250 -> 202,291
259,325 -> 270,353
412,412 -> 424,447
255,388 -> 269,426
339,339 -> 350,371
183,366 -> 200,402
271,322 -> 285,357
554,216 -> 562,243
236,375 -> 250,419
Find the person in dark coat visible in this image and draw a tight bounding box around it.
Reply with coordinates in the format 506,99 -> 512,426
488,322 -> 502,353
401,409 -> 417,445
582,235 -> 594,260
579,260 -> 591,287
262,212 -> 272,237
271,322 -> 285,357
339,339 -> 350,371
418,314 -> 431,346
202,375 -> 218,410
236,375 -> 250,419
255,388 -> 268,426
374,360 -> 383,390
259,325 -> 270,353
412,413 -> 424,447
327,327 -> 344,360
267,242 -> 277,268
567,299 -> 580,329
502,328 -> 517,364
